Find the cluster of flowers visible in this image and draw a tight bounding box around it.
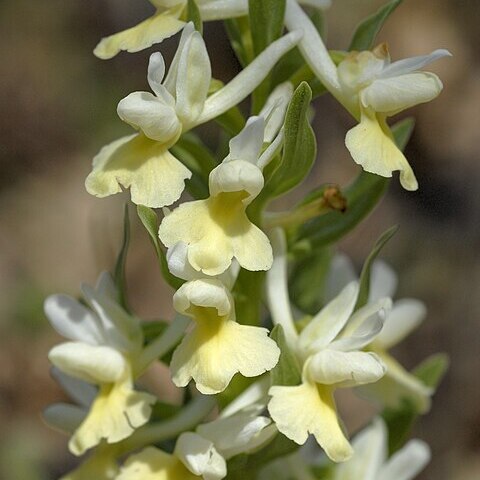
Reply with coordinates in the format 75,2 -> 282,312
44,1 -> 450,479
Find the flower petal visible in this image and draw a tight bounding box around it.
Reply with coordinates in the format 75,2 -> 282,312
60,446 -> 119,480
209,160 -> 264,201
93,10 -> 185,60
376,299 -> 426,349
358,353 -> 432,413
308,350 -> 386,388
147,52 -> 176,104
379,49 -> 451,79
51,367 -> 97,408
69,377 -> 155,455
171,318 -> 279,394
117,91 -> 181,143
228,116 -> 265,164
199,0 -> 249,21
44,294 -> 105,345
43,403 -> 86,435
197,412 -> 271,459
332,298 -> 391,351
260,82 -> 293,143
117,447 -> 197,480
175,29 -> 212,127
334,418 -> 387,480
231,219 -> 273,272
369,260 -> 398,302
378,440 -> 430,480
175,432 -> 227,480
361,72 -> 443,115
167,242 -> 239,288
81,283 -> 142,353
268,381 -> 353,462
284,1 -> 342,100
324,253 -> 357,303
266,228 -> 299,349
298,282 -> 359,355
173,278 -> 233,317
345,109 -> 418,191
159,199 -> 235,276
49,342 -> 127,385
197,31 -> 302,125
85,134 -> 191,208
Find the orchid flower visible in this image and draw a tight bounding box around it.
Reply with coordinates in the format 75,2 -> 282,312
333,418 -> 430,480
168,275 -> 280,394
266,229 -> 389,462
86,24 -> 301,207
94,0 -> 330,60
94,0 -> 248,60
326,256 -> 433,412
325,255 -> 433,413
117,396 -> 276,480
284,0 -> 451,190
158,83 -> 292,274
44,272 -> 156,456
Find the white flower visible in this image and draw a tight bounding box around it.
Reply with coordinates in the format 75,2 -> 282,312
44,272 -> 156,456
333,418 -> 430,480
266,229 -> 389,462
93,0 -> 249,60
117,407 -> 276,480
86,25 -> 301,207
325,255 -> 433,413
284,0 -> 451,190
158,89 -> 292,274
93,0 -> 329,60
169,277 -> 280,394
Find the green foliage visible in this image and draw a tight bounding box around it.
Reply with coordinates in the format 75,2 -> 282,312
382,353 -> 449,454
249,0 -> 286,56
187,0 -> 203,34
270,325 -> 302,387
232,269 -> 265,326
248,0 -> 286,111
289,248 -> 332,315
349,0 -> 403,51
382,398 -> 418,454
142,320 -> 169,345
291,117 -> 415,252
171,134 -> 217,199
413,353 -> 449,389
114,204 -> 130,310
136,206 -> 183,290
262,82 -> 316,199
150,401 -> 182,422
226,433 -> 298,479
355,225 -> 398,310
224,17 -> 253,67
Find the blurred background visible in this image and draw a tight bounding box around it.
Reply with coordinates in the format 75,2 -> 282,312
1,0 -> 478,478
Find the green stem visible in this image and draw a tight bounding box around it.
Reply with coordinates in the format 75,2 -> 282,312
134,316 -> 190,377
120,395 -> 216,453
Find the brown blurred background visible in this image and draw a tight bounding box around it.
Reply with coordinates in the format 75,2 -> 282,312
0,0 -> 478,478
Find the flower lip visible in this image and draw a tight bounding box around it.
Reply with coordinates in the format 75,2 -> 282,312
209,160 -> 265,204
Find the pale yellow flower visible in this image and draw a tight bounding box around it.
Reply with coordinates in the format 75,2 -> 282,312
170,277 -> 280,394
86,26 -> 301,207
45,273 -> 155,456
117,447 -> 198,480
333,418 -> 430,480
158,115 -> 280,275
94,0 -> 249,60
325,256 -> 433,413
266,230 -> 388,462
284,0 -> 450,190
